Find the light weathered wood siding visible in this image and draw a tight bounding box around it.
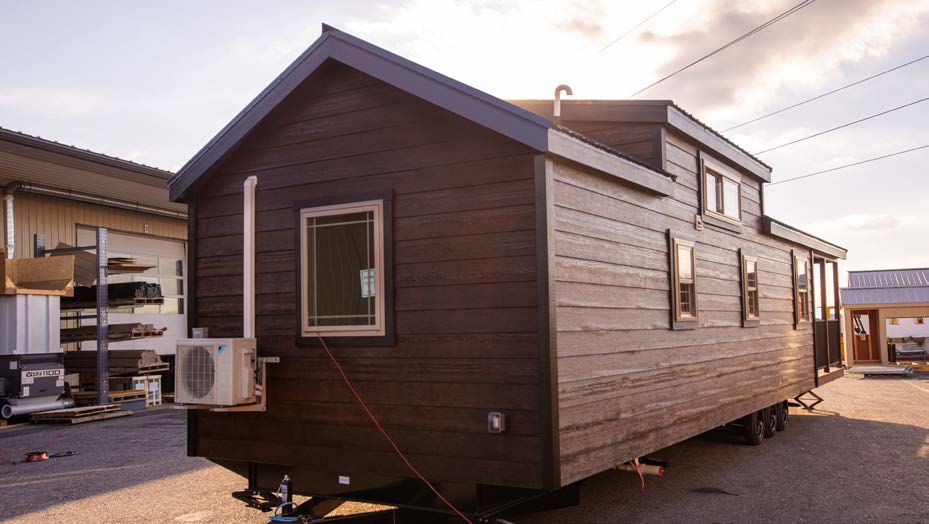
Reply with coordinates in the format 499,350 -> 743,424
552,127 -> 815,485
11,192 -> 186,256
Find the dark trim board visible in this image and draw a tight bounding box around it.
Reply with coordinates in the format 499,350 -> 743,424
186,198 -> 198,458
534,155 -> 560,489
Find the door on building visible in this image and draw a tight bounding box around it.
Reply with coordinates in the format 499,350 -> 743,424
851,310 -> 880,363
76,227 -> 186,356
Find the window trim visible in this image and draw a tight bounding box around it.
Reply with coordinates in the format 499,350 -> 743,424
740,249 -> 760,327
668,230 -> 698,330
294,192 -> 395,346
792,250 -> 811,328
698,153 -> 743,233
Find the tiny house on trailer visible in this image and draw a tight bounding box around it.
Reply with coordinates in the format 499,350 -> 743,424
169,26 -> 847,521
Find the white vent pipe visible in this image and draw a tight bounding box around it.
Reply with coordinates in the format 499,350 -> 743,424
553,84 -> 573,124
3,193 -> 13,259
243,176 -> 258,339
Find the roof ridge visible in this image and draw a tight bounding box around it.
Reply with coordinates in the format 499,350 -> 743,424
848,268 -> 929,273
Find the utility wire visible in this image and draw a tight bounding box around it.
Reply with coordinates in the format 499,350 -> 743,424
600,0 -> 680,52
754,97 -> 929,154
628,0 -> 815,98
723,55 -> 929,131
768,144 -> 929,186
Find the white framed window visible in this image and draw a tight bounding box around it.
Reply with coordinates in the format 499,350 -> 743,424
795,255 -> 811,323
702,158 -> 742,223
299,200 -> 385,337
741,253 -> 760,324
669,234 -> 698,329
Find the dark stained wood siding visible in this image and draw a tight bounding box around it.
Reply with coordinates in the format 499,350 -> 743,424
551,126 -> 815,485
190,60 -> 546,488
559,121 -> 664,170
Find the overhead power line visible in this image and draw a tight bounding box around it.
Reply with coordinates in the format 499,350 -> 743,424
723,55 -> 929,131
600,0 -> 680,53
768,144 -> 929,186
628,0 -> 816,98
753,97 -> 929,155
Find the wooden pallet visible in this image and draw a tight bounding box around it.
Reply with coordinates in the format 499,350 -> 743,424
138,363 -> 170,374
32,404 -> 132,425
72,389 -> 148,406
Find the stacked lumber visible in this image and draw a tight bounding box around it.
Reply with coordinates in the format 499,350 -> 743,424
64,349 -> 168,375
60,324 -> 166,344
107,257 -> 156,275
32,404 -> 131,425
50,243 -> 154,286
61,282 -> 164,310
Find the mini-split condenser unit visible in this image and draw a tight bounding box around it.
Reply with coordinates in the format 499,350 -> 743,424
175,338 -> 257,406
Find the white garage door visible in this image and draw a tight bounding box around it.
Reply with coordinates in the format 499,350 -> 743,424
76,227 -> 186,355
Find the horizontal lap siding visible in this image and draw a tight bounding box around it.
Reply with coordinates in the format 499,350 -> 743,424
191,60 -> 544,488
552,128 -> 814,485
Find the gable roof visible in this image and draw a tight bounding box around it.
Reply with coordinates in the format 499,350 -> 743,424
510,99 -> 772,182
169,25 -> 674,201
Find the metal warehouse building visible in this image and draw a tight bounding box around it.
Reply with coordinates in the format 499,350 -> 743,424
0,126 -> 186,355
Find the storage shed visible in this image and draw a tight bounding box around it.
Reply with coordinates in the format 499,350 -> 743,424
170,25 -> 847,518
841,268 -> 929,366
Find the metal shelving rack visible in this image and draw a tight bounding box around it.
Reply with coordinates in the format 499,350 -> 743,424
35,227 -> 110,406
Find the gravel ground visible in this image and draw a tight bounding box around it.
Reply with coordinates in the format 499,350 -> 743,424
0,373 -> 927,523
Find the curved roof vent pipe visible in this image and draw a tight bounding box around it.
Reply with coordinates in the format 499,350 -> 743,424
553,84 -> 573,126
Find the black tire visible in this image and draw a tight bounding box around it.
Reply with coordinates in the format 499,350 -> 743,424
763,407 -> 777,438
775,401 -> 789,431
742,411 -> 764,445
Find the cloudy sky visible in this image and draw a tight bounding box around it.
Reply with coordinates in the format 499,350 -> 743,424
1,0 -> 927,279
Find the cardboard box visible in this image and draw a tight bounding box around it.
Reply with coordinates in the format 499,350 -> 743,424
0,250 -> 75,297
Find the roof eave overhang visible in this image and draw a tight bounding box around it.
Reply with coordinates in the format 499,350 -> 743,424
763,216 -> 847,260
0,129 -> 173,184
839,301 -> 929,309
547,129 -> 674,197
665,105 -> 771,182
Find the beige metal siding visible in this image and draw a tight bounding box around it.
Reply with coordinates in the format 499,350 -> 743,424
12,192 -> 186,258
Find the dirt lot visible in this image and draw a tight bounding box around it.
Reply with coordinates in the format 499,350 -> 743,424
1,373 -> 927,523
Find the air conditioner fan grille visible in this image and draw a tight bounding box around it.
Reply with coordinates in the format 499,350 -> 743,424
183,346 -> 215,400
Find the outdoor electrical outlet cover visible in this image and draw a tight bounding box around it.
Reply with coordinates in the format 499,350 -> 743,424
488,412 -> 505,433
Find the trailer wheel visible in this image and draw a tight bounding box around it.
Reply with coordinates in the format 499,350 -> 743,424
763,407 -> 777,438
775,401 -> 789,431
742,411 -> 764,445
